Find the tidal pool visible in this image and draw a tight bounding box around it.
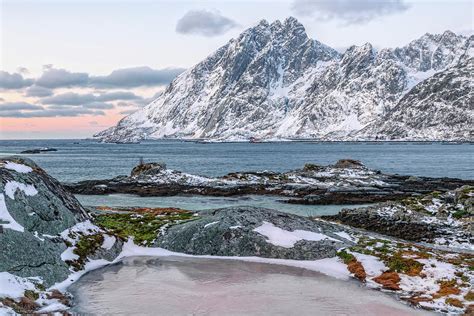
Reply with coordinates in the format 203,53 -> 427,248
76,193 -> 370,217
69,256 -> 433,315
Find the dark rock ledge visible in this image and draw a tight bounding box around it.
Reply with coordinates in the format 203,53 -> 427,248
65,160 -> 473,205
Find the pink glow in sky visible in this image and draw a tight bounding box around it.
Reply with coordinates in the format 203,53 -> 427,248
0,110 -> 123,139
1,0 -> 472,139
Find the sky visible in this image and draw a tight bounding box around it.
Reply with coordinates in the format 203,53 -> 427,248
1,0 -> 473,139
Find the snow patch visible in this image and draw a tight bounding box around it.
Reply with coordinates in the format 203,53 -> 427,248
60,247 -> 79,262
3,162 -> 33,173
4,181 -> 38,200
204,221 -> 219,228
60,220 -> 101,241
0,194 -> 24,232
334,231 -> 355,242
350,252 -> 386,277
101,235 -> 116,250
253,221 -> 340,248
0,272 -> 38,299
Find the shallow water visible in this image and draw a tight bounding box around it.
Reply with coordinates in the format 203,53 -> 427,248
69,256 -> 432,316
76,194 -> 370,217
0,139 -> 472,181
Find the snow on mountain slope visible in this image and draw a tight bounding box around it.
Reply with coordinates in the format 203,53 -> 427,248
356,54 -> 473,140
95,18 -> 473,142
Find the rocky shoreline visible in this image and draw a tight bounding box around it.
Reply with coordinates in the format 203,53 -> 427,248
0,157 -> 473,315
65,160 -> 473,205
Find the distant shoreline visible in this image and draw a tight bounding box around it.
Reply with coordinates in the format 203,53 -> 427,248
1,138 -> 473,144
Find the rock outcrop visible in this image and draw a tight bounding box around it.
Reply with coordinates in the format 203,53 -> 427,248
0,157 -> 89,286
157,206 -> 350,259
65,160 -> 474,205
323,186 -> 473,250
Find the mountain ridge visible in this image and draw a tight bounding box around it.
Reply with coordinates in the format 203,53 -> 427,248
95,17 -> 473,142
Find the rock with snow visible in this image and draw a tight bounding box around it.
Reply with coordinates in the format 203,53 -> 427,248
95,18 -> 473,142
156,206 -> 351,259
66,159 -> 473,205
0,157 -> 89,286
325,186 -> 473,250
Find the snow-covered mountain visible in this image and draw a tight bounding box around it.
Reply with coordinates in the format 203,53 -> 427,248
95,17 -> 473,142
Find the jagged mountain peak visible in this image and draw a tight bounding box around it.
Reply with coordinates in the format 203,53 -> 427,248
95,20 -> 472,143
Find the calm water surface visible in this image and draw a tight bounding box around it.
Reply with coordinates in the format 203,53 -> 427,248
69,256 -> 433,316
77,194 -> 371,217
0,139 -> 472,181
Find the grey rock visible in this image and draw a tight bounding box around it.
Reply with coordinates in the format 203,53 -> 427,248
324,186 -> 473,250
130,162 -> 167,177
0,157 -> 89,286
156,206 -> 351,260
0,229 -> 71,286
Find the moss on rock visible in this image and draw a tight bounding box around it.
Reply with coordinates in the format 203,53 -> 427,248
94,211 -> 196,245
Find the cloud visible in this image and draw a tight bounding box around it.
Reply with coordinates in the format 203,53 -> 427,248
0,96 -> 114,117
36,68 -> 89,88
17,67 -> 30,75
176,10 -> 238,36
0,71 -> 34,89
0,107 -> 105,118
90,67 -> 184,88
0,102 -> 44,111
82,102 -> 115,109
41,92 -> 95,105
2,66 -> 183,91
291,0 -> 409,24
95,91 -> 142,101
25,85 -> 54,97
40,91 -> 142,105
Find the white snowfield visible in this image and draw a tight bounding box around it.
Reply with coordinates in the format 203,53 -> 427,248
253,221 -> 340,248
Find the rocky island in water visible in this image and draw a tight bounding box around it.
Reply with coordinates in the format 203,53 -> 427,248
0,156 -> 472,315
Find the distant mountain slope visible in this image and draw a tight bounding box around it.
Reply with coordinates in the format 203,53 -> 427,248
356,56 -> 473,140
95,18 -> 473,142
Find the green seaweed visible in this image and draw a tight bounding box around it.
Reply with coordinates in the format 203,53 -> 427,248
94,211 -> 196,245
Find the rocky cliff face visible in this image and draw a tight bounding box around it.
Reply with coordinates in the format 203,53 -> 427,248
356,56 -> 473,140
95,18 -> 473,142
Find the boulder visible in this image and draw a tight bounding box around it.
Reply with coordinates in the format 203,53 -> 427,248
156,206 -> 352,260
130,162 -> 167,177
0,157 -> 89,286
334,159 -> 365,169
